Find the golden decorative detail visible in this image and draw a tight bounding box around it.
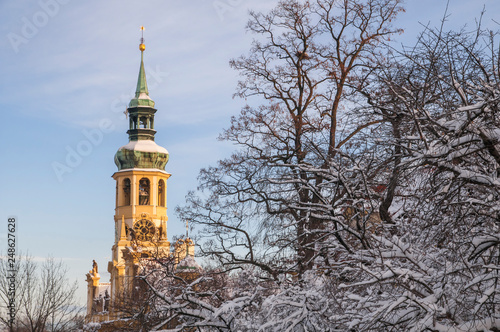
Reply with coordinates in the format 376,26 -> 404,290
134,218 -> 156,242
139,26 -> 146,51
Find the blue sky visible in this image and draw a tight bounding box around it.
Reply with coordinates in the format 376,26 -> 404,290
0,0 -> 499,306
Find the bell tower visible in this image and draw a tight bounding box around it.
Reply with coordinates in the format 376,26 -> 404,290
85,28 -> 199,326
108,27 -> 171,308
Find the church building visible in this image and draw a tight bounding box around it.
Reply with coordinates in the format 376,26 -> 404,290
85,30 -> 198,325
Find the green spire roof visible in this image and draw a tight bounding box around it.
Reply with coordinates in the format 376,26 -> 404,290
129,50 -> 155,108
135,51 -> 148,96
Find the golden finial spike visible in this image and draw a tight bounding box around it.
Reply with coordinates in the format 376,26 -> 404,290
186,219 -> 189,238
139,26 -> 145,51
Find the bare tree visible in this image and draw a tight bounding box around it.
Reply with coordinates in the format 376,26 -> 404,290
328,12 -> 500,330
172,1 -> 500,331
0,255 -> 82,332
0,254 -> 35,331
109,256 -> 178,332
108,251 -> 237,331
179,0 -> 404,281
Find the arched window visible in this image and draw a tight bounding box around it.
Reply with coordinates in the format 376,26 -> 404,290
158,180 -> 165,207
139,178 -> 150,205
123,178 -> 131,206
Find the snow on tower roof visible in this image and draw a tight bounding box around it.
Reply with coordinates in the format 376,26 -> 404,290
176,255 -> 202,272
118,140 -> 168,154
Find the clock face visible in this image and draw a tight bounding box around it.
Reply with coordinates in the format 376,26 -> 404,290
134,219 -> 156,241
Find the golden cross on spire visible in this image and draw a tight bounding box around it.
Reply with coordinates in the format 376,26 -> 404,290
139,26 -> 145,51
